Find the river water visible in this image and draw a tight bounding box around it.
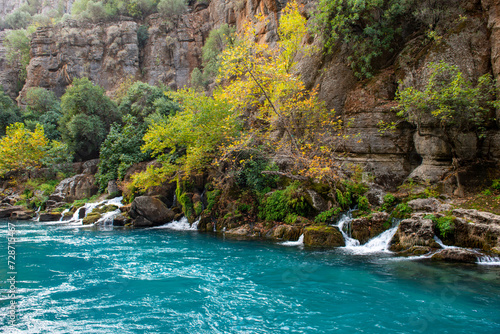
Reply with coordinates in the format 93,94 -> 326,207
1,219 -> 500,333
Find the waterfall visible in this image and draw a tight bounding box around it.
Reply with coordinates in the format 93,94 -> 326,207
433,235 -> 458,249
334,211 -> 360,247
34,206 -> 42,222
280,234 -> 304,247
342,225 -> 399,255
477,255 -> 500,265
151,217 -> 199,231
331,212 -> 400,254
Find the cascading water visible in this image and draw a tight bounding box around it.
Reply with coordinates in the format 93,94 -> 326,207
280,234 -> 304,246
152,217 -> 199,231
331,212 -> 400,254
433,235 -> 458,249
334,211 -> 360,247
477,255 -> 500,265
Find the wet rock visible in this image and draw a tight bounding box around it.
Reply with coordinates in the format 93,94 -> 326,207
107,180 -> 120,196
304,226 -> 345,248
304,189 -> 328,212
445,217 -> 500,251
389,217 -> 440,251
397,246 -> 432,257
431,248 -> 479,263
10,210 -> 35,220
365,186 -> 386,206
268,224 -> 302,241
112,213 -> 131,226
83,212 -> 101,225
130,196 -> 175,225
225,225 -> 251,237
38,212 -> 62,222
0,205 -> 24,218
351,212 -> 390,244
50,174 -> 99,203
133,216 -> 154,227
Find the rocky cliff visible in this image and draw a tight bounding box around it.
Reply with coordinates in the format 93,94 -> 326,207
5,0 -> 500,189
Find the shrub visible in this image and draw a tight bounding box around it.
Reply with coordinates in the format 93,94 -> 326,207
3,28 -> 32,82
157,0 -> 187,18
259,182 -> 312,222
137,25 -> 149,49
314,207 -> 342,223
235,157 -> 279,193
392,203 -> 412,219
5,9 -> 32,29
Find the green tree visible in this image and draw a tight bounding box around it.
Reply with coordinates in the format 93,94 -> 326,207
118,81 -> 179,122
97,82 -> 179,190
133,88 -> 240,189
22,87 -> 62,140
5,9 -> 32,29
0,87 -> 22,137
60,78 -> 121,161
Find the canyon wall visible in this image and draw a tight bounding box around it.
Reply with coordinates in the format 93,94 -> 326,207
3,0 -> 500,189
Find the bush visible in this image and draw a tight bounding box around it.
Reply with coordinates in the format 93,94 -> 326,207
259,182 -> 312,222
5,9 -> 32,29
392,203 -> 412,219
426,214 -> 455,238
137,25 -> 149,49
60,78 -> 121,161
315,207 -> 342,223
158,0 -> 187,18
235,156 -> 279,193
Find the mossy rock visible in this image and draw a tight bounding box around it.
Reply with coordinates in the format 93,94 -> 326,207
94,205 -> 119,214
304,226 -> 345,248
83,212 -> 102,225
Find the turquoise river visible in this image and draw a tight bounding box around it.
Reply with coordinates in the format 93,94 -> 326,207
1,219 -> 500,333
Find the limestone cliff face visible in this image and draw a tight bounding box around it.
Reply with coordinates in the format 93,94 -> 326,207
0,30 -> 21,99
7,0 -> 500,189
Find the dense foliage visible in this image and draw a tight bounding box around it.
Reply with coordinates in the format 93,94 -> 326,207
191,24 -> 236,90
22,87 -> 62,140
0,123 -> 70,176
391,62 -> 497,159
60,78 -> 121,161
314,0 -> 463,78
0,88 -> 22,136
96,82 -> 179,190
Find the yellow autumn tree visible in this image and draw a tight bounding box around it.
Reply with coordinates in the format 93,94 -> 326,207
214,1 -> 348,184
0,123 -> 71,176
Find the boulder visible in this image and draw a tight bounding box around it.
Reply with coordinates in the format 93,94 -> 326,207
351,212 -> 390,244
83,212 -> 101,225
268,224 -> 302,241
10,210 -> 35,220
133,216 -> 154,227
225,225 -> 252,237
431,248 -> 479,263
0,206 -> 24,218
304,226 -> 345,247
50,174 -> 99,203
129,196 -> 175,226
112,214 -> 131,226
38,212 -> 62,222
452,209 -> 500,226
407,198 -> 442,212
389,217 -> 440,251
444,217 -> 500,251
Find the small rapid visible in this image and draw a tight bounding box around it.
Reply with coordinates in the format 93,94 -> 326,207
151,217 -> 199,231
280,234 -> 304,246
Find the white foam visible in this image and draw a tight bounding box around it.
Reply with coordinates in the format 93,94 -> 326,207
151,217 -> 199,231
280,234 -> 304,246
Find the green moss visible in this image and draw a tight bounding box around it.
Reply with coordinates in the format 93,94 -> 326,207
82,212 -> 101,225
194,201 -> 203,216
315,207 -> 341,223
